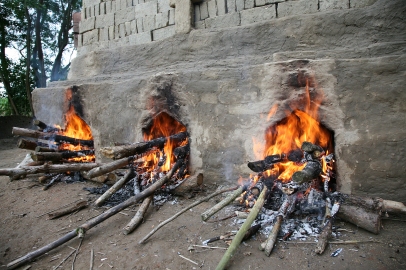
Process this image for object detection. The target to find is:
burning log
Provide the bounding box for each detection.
[201,185,248,221]
[7,145,189,269]
[17,139,38,151]
[247,154,287,173]
[94,169,135,206]
[12,127,94,147]
[35,146,56,152]
[100,131,188,159]
[0,163,99,181]
[292,160,322,184]
[48,200,88,219]
[33,119,60,132]
[123,195,153,235]
[85,157,134,179]
[216,186,268,270]
[32,150,95,162]
[260,197,291,256]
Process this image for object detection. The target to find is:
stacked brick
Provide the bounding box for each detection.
[78,0,175,52]
[194,0,377,30]
[78,0,377,53]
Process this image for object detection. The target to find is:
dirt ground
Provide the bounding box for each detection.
[0,138,405,270]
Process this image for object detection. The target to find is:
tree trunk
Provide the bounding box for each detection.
[33,0,47,88]
[24,6,34,116]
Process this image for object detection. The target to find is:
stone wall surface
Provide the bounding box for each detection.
[33,0,406,201]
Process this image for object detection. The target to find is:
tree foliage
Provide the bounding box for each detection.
[0,0,82,116]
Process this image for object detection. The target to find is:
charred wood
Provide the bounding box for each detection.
[247,154,287,173]
[292,160,322,184]
[94,169,135,207]
[32,150,95,162]
[42,174,64,190]
[34,146,56,152]
[100,131,189,159]
[33,119,60,132]
[243,224,261,241]
[12,127,94,147]
[17,139,37,151]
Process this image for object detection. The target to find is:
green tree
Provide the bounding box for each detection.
[0,0,82,116]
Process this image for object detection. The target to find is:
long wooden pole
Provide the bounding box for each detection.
[0,163,99,181]
[215,186,268,270]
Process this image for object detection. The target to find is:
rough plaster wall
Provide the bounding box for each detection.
[33,0,406,201]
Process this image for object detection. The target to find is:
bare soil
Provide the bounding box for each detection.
[0,138,405,270]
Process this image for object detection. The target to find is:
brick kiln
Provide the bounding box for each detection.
[32,0,406,201]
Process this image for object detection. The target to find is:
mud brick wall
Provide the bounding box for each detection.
[78,0,377,54]
[78,0,175,54]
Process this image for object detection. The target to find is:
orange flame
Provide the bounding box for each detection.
[142,112,187,173]
[57,88,95,162]
[259,80,333,182]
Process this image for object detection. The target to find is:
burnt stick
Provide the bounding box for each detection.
[12,127,93,147]
[247,154,287,173]
[100,131,189,159]
[32,150,95,162]
[33,119,60,132]
[94,169,135,206]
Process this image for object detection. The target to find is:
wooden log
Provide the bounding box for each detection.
[6,145,189,269]
[85,157,134,179]
[100,131,189,159]
[337,204,381,234]
[215,186,268,270]
[123,195,153,235]
[292,160,322,184]
[94,169,135,206]
[261,197,290,256]
[315,218,333,254]
[0,163,99,180]
[48,200,88,219]
[32,150,95,162]
[201,185,247,221]
[382,200,406,214]
[12,127,93,147]
[17,139,38,151]
[171,171,204,197]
